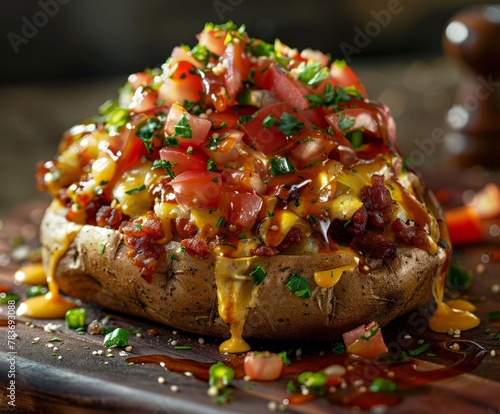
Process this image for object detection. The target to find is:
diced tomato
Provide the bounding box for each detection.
[445,205,483,245]
[250,58,273,88]
[325,107,380,138]
[170,170,222,209]
[222,169,267,195]
[169,46,203,68]
[207,111,239,129]
[243,351,283,381]
[159,147,207,175]
[165,103,211,147]
[0,285,11,293]
[201,128,244,166]
[329,60,367,99]
[240,102,297,155]
[264,64,325,127]
[343,322,388,359]
[197,27,227,56]
[300,48,329,68]
[222,42,250,100]
[158,61,203,107]
[220,191,263,229]
[128,72,154,90]
[129,87,159,114]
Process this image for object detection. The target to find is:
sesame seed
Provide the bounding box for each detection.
[57,356,62,360]
[476,263,486,274]
[492,284,500,294]
[160,362,166,368]
[371,405,388,414]
[207,386,218,397]
[97,350,103,355]
[243,375,251,382]
[104,361,109,365]
[158,376,166,384]
[451,343,460,351]
[172,330,178,335]
[323,364,346,377]
[270,225,279,231]
[136,333,142,338]
[92,351,98,355]
[354,380,364,387]
[199,113,208,119]
[119,351,128,357]
[295,348,302,357]
[454,329,461,335]
[171,340,178,346]
[448,328,454,336]
[340,381,348,389]
[267,401,278,411]
[359,386,367,393]
[170,385,179,392]
[211,133,220,139]
[206,109,213,115]
[301,388,310,395]
[198,338,205,345]
[404,334,412,339]
[125,346,133,352]
[184,371,193,377]
[491,350,497,357]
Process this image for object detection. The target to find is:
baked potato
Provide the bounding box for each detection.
[35,22,450,352]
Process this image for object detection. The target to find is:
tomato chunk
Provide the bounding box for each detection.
[329,60,367,99]
[170,170,222,209]
[159,147,207,175]
[158,61,203,107]
[222,42,250,100]
[343,322,388,358]
[445,205,483,245]
[220,191,263,229]
[244,351,283,381]
[165,103,211,147]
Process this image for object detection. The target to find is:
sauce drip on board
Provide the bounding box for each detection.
[14,263,47,285]
[126,340,486,409]
[428,218,480,333]
[17,227,80,319]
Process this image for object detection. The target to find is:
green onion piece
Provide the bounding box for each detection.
[332,342,346,355]
[286,274,311,299]
[47,337,63,343]
[277,351,292,366]
[103,327,130,347]
[25,285,48,298]
[446,262,473,289]
[297,371,327,388]
[287,380,298,393]
[262,114,277,129]
[65,308,87,330]
[409,343,430,357]
[239,112,257,124]
[0,293,19,304]
[174,345,192,350]
[348,130,363,149]
[338,113,355,131]
[125,184,146,195]
[369,378,397,392]
[277,112,304,136]
[209,362,235,389]
[250,265,267,286]
[488,311,500,320]
[98,99,118,115]
[360,323,380,341]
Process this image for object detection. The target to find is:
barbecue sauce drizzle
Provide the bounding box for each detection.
[126,340,486,409]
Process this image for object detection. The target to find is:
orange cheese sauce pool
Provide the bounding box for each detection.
[16,229,79,319]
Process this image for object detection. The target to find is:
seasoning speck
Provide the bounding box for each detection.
[207,386,218,397]
[170,385,179,392]
[125,345,133,352]
[268,401,278,411]
[198,337,205,345]
[492,284,500,294]
[491,350,497,357]
[158,376,166,384]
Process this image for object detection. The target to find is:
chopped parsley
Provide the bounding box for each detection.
[286,274,311,298]
[137,118,162,153]
[174,113,192,138]
[269,156,295,176]
[152,159,176,178]
[338,113,355,131]
[297,61,329,86]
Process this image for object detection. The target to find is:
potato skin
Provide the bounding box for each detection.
[41,206,446,341]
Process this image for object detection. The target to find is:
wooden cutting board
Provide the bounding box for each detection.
[1,177,499,414]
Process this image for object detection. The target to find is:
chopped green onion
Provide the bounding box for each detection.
[125,184,146,195]
[447,262,473,289]
[216,216,224,227]
[338,113,355,131]
[332,342,346,355]
[409,343,430,357]
[250,265,267,286]
[297,371,327,388]
[263,114,277,129]
[209,362,234,389]
[174,345,192,350]
[369,378,397,392]
[277,112,304,136]
[0,293,20,304]
[347,130,363,149]
[25,285,48,298]
[488,311,500,320]
[103,327,130,347]
[65,308,86,330]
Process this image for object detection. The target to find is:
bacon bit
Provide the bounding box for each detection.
[120,211,165,282]
[391,218,431,250]
[277,227,302,251]
[180,238,211,259]
[96,206,125,230]
[353,233,397,260]
[250,245,279,257]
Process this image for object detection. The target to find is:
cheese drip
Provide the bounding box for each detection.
[17,227,80,319]
[313,259,359,289]
[428,221,480,332]
[215,257,261,353]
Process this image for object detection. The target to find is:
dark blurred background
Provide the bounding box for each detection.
[0,0,492,213]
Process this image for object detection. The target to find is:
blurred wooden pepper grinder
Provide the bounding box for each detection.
[442,4,500,168]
